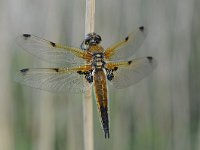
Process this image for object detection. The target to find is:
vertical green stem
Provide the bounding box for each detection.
[82,0,95,150]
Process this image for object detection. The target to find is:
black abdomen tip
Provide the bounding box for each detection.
[105,130,110,139]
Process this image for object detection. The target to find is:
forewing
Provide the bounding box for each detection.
[15,66,93,93]
[107,57,157,88]
[16,34,92,66]
[104,26,147,61]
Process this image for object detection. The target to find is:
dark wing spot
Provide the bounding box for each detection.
[52,68,59,72]
[125,36,129,42]
[20,68,29,75]
[23,34,31,38]
[77,71,83,75]
[50,41,56,47]
[147,56,153,63]
[128,61,132,65]
[113,67,118,71]
[83,72,88,75]
[139,26,144,31]
[22,34,31,40]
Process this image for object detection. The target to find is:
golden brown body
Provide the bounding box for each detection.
[93,68,109,138]
[16,27,157,138]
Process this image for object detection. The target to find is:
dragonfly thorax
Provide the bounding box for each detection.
[92,53,105,69]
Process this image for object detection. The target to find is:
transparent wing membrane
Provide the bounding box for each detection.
[15,66,93,93]
[15,27,157,139]
[104,26,147,61]
[16,34,92,66]
[106,57,157,88]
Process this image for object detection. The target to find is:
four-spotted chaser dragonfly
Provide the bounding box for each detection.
[15,26,157,138]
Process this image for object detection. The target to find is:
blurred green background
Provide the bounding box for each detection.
[1,0,200,149]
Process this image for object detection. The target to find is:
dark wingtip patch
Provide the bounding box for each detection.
[50,41,56,47]
[23,34,31,37]
[22,34,31,40]
[20,68,29,75]
[147,56,153,63]
[128,61,132,65]
[125,36,129,42]
[139,26,144,31]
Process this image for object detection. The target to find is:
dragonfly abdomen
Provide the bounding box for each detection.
[94,69,110,138]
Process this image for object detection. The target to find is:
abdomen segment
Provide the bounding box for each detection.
[94,69,110,138]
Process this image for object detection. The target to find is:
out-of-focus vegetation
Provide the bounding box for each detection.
[0,0,199,149]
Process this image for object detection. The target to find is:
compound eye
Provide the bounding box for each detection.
[96,35,102,42]
[85,38,90,45]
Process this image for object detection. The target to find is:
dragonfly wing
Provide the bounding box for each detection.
[16,34,91,66]
[104,26,147,61]
[15,65,93,93]
[106,57,157,88]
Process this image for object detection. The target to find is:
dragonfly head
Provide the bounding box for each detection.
[84,32,102,46]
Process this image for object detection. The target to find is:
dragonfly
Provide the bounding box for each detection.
[15,26,157,138]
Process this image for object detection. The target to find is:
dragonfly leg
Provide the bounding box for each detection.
[84,71,93,83]
[105,67,118,81]
[106,69,114,81]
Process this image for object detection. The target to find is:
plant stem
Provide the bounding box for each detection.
[82,0,95,150]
